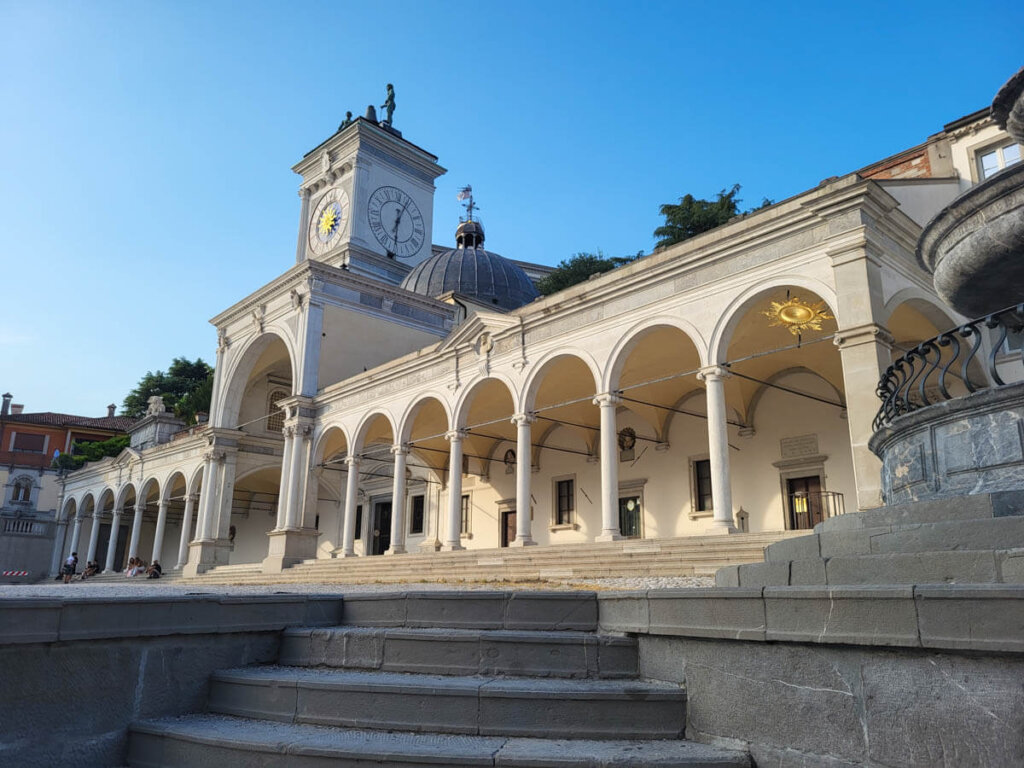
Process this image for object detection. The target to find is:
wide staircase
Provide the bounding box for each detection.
[717,491,1024,587]
[126,591,749,766]
[185,531,804,585]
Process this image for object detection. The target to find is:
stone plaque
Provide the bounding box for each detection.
[780,434,819,459]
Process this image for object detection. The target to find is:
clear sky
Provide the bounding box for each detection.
[1,0,1020,416]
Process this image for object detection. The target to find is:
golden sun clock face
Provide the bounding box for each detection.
[308,187,350,256]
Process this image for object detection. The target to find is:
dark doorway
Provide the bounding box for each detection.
[94,523,129,571]
[787,476,823,529]
[501,509,516,547]
[371,501,392,555]
[618,496,642,538]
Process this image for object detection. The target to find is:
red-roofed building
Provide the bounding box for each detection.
[0,393,134,582]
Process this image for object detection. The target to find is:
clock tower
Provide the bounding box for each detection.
[291,116,446,283]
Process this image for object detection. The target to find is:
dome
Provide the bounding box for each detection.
[401,221,539,312]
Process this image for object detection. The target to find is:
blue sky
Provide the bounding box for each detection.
[0,0,1020,416]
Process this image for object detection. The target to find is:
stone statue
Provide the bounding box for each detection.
[364,104,378,122]
[146,395,167,416]
[338,111,353,131]
[380,83,396,127]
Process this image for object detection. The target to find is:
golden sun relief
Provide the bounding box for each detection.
[762,296,833,336]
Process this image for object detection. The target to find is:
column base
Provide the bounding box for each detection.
[440,542,465,552]
[419,539,441,552]
[595,531,623,542]
[183,539,232,577]
[509,536,537,547]
[384,545,407,555]
[703,519,739,535]
[262,528,320,574]
[332,549,359,558]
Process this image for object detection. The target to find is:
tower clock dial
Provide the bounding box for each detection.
[308,187,350,256]
[367,185,425,258]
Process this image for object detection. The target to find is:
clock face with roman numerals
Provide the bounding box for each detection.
[308,187,349,256]
[367,186,425,258]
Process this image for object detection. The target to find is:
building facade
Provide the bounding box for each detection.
[52,107,1022,578]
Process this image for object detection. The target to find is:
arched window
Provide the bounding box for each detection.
[11,476,33,504]
[266,390,288,433]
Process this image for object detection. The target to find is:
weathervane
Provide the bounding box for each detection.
[457,185,478,221]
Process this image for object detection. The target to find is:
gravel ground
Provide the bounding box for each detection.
[0,575,713,598]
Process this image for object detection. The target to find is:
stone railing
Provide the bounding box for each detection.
[874,303,1024,430]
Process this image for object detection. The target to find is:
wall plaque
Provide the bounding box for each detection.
[780,434,819,459]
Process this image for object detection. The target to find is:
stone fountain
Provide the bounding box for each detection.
[871,67,1024,503]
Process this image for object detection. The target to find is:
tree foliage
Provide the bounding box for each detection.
[654,184,774,249]
[53,435,130,471]
[121,357,214,423]
[536,251,643,296]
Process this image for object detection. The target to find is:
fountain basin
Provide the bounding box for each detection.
[917,162,1024,320]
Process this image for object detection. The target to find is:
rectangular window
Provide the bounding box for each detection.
[409,494,425,535]
[695,459,713,512]
[12,433,45,452]
[354,504,363,538]
[978,141,1022,180]
[556,479,575,525]
[460,494,470,534]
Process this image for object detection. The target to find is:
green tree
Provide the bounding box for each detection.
[121,357,214,421]
[53,434,131,470]
[654,184,774,249]
[537,250,643,296]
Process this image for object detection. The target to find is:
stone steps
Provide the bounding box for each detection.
[718,492,1024,587]
[128,716,750,767]
[126,591,752,767]
[186,532,801,585]
[278,626,637,678]
[207,667,687,739]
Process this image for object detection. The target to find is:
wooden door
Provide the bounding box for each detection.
[371,501,392,555]
[787,476,823,529]
[501,510,516,547]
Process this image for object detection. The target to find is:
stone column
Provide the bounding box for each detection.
[175,493,197,569]
[85,511,102,563]
[835,324,894,510]
[68,515,83,558]
[49,517,68,576]
[698,366,737,533]
[510,414,536,546]
[386,446,409,555]
[441,430,466,551]
[151,498,169,564]
[192,456,216,543]
[593,394,622,542]
[284,425,311,530]
[341,456,360,557]
[103,508,122,571]
[127,500,144,560]
[274,427,295,530]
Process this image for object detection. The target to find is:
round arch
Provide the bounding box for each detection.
[78,492,96,519]
[398,393,453,444]
[214,330,298,430]
[60,496,77,523]
[882,288,960,331]
[708,276,839,365]
[603,315,709,392]
[313,424,352,465]
[352,410,399,454]
[453,373,519,428]
[96,487,116,514]
[187,464,205,497]
[115,482,137,510]
[163,471,188,503]
[521,349,601,413]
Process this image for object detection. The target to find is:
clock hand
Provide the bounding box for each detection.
[392,200,409,246]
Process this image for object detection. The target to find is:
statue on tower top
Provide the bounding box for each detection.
[380,83,396,127]
[457,185,478,221]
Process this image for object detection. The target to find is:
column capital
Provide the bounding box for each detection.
[833,323,894,350]
[511,413,536,427]
[344,455,360,467]
[391,444,410,456]
[592,393,621,408]
[187,493,200,503]
[697,365,731,383]
[445,429,468,443]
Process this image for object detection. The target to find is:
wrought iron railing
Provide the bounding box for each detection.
[873,304,1024,430]
[786,490,845,530]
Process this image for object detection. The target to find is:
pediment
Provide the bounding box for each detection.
[111,447,142,467]
[438,312,520,353]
